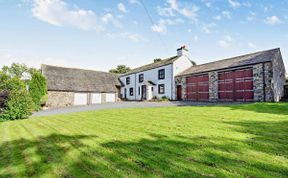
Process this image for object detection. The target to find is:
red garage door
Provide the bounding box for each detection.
[186,75,209,101]
[218,68,253,102]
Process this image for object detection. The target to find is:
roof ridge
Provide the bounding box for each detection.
[121,55,179,76]
[191,48,280,69]
[177,48,280,76]
[41,64,119,76]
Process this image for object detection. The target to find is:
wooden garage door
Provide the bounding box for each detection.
[186,75,209,101]
[218,68,253,102]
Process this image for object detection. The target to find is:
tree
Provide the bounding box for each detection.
[2,63,38,80]
[109,65,131,74]
[29,72,48,110]
[190,60,197,66]
[0,72,34,120]
[153,58,162,63]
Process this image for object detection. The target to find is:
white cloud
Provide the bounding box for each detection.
[264,16,282,25]
[201,23,216,34]
[31,0,105,31]
[222,11,231,19]
[157,0,199,22]
[129,0,141,5]
[194,35,198,41]
[107,32,146,42]
[117,3,127,13]
[218,35,233,48]
[248,42,256,48]
[247,12,256,21]
[157,6,175,17]
[101,13,123,28]
[227,0,241,8]
[213,15,221,21]
[151,18,182,34]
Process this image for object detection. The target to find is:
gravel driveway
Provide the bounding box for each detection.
[33,101,244,117]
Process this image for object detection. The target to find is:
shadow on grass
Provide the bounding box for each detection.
[225,102,288,115]
[1,129,287,177]
[224,120,288,158]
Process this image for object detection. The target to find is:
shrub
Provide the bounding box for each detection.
[0,75,34,121]
[29,72,47,110]
[149,96,159,102]
[161,96,169,102]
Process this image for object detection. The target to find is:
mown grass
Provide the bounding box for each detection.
[0,103,288,177]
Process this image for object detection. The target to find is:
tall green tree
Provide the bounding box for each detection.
[29,72,48,110]
[109,65,131,74]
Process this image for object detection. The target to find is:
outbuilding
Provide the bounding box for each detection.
[175,48,286,102]
[42,65,121,108]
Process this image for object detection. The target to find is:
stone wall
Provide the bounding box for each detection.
[209,71,218,102]
[253,63,265,102]
[272,50,286,101]
[175,76,187,100]
[46,91,74,108]
[253,62,274,102]
[264,63,274,101]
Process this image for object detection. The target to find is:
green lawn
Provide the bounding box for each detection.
[0,103,288,177]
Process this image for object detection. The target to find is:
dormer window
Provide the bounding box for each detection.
[158,69,165,80]
[139,74,144,83]
[126,77,130,85]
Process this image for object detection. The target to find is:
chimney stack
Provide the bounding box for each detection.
[177,45,189,57]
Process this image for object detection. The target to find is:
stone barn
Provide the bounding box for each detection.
[42,65,121,108]
[175,48,286,102]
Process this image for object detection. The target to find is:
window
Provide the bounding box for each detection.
[138,87,140,95]
[126,77,130,85]
[158,69,165,80]
[158,84,165,94]
[139,74,144,83]
[129,88,134,96]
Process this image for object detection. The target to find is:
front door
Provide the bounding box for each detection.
[141,85,147,100]
[177,85,182,100]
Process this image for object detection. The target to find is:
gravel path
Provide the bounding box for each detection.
[33,101,243,117]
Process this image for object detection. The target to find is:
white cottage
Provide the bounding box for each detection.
[119,46,193,101]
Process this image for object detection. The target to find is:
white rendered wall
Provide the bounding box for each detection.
[172,56,192,100]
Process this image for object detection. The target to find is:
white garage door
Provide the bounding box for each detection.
[74,93,87,105]
[91,93,102,104]
[105,93,116,102]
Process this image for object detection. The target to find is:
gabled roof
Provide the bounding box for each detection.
[121,55,180,76]
[178,48,280,76]
[42,64,121,93]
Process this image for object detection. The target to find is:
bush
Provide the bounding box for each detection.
[161,96,169,102]
[29,72,47,110]
[0,74,34,121]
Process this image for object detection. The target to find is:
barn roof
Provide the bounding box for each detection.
[178,48,280,76]
[121,55,180,76]
[42,65,121,93]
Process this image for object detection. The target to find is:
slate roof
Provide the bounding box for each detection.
[121,55,180,76]
[178,48,280,76]
[42,65,121,93]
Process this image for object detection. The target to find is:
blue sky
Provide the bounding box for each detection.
[0,0,287,72]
